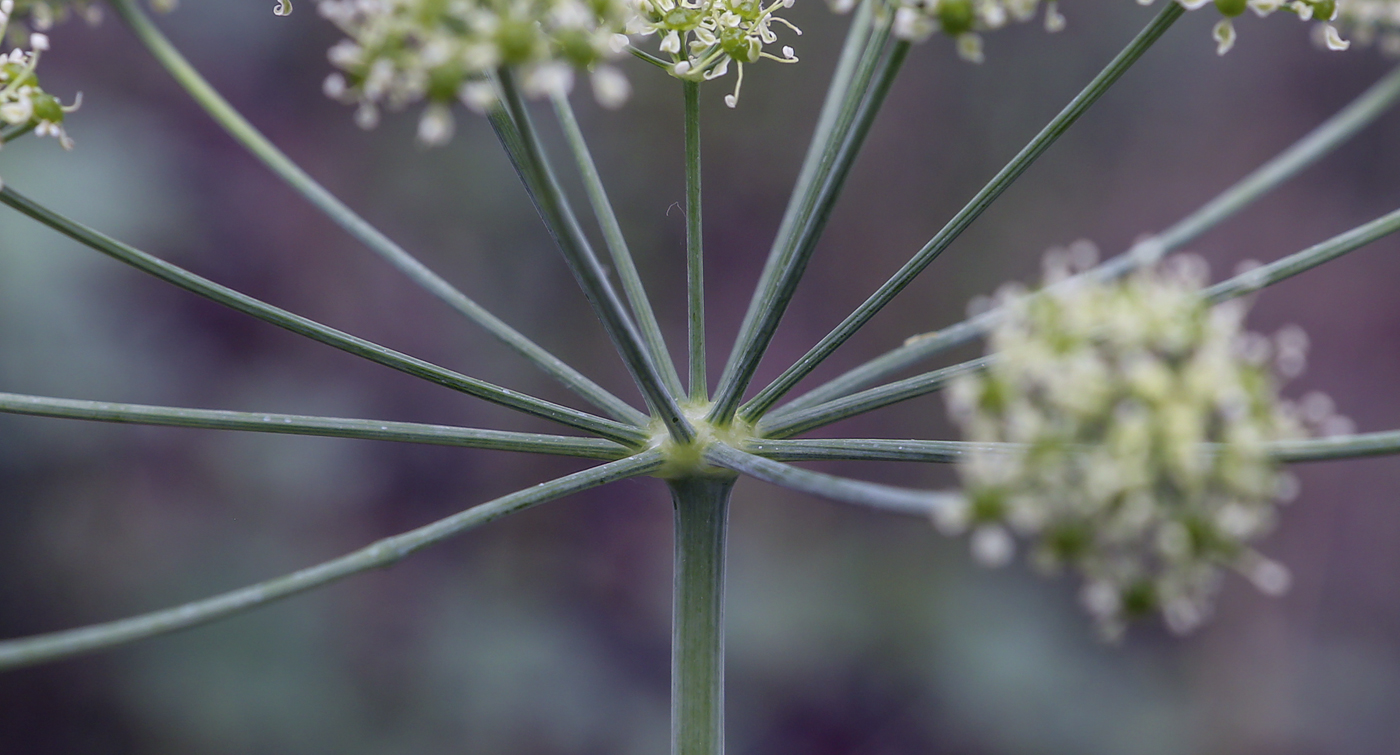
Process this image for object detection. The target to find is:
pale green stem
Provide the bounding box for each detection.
[0,121,34,144]
[706,444,955,516]
[708,15,897,426]
[685,80,707,402]
[668,474,735,755]
[1270,430,1400,462]
[771,203,1400,430]
[757,357,992,439]
[737,3,1185,423]
[0,186,647,446]
[748,437,995,464]
[0,392,628,459]
[0,451,663,671]
[551,92,685,398]
[1204,205,1400,302]
[496,70,695,445]
[109,0,645,427]
[774,62,1400,415]
[749,431,1400,465]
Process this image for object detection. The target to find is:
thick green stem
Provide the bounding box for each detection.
[110,0,645,426]
[668,474,735,755]
[738,3,1184,422]
[685,80,707,402]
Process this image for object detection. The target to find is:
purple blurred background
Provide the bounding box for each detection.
[1,2,1399,752]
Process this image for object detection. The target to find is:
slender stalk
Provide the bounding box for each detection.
[774,62,1400,415]
[685,80,707,402]
[668,474,735,755]
[706,444,956,516]
[1270,430,1400,463]
[748,437,1001,464]
[0,392,629,459]
[758,357,992,439]
[0,121,34,144]
[708,20,900,426]
[1204,205,1400,303]
[771,204,1400,430]
[496,70,696,444]
[109,0,645,427]
[0,186,647,446]
[551,92,685,398]
[0,451,663,671]
[738,3,1185,423]
[749,430,1400,465]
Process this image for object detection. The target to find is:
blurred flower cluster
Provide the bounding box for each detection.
[939,244,1346,638]
[314,0,636,145]
[883,0,1365,61]
[1332,0,1400,53]
[628,0,801,107]
[1,0,79,178]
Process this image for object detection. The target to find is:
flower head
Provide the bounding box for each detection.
[881,0,1361,61]
[941,244,1342,638]
[628,0,801,107]
[1329,0,1400,54]
[313,0,635,144]
[0,0,81,181]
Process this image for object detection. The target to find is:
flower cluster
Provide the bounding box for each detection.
[313,0,635,146]
[628,0,801,107]
[883,0,1357,61]
[939,244,1345,638]
[1,0,80,179]
[1330,0,1400,54]
[889,0,1055,63]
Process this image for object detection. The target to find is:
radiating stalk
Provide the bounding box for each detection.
[758,357,991,439]
[551,92,685,398]
[708,18,899,426]
[110,0,645,427]
[496,70,696,444]
[738,3,1185,423]
[685,80,707,402]
[706,444,955,516]
[0,391,630,459]
[0,186,647,446]
[771,204,1400,430]
[0,451,664,671]
[1204,205,1400,302]
[668,474,735,755]
[0,121,34,144]
[773,62,1400,415]
[1270,430,1400,462]
[748,430,1400,465]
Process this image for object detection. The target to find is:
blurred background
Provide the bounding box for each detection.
[1,2,1399,753]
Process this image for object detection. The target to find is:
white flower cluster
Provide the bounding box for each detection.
[1,0,79,169]
[1330,0,1400,54]
[889,0,1055,63]
[313,0,636,146]
[628,0,801,107]
[883,0,1357,61]
[940,244,1345,638]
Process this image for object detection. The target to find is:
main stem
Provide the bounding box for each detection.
[668,474,736,755]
